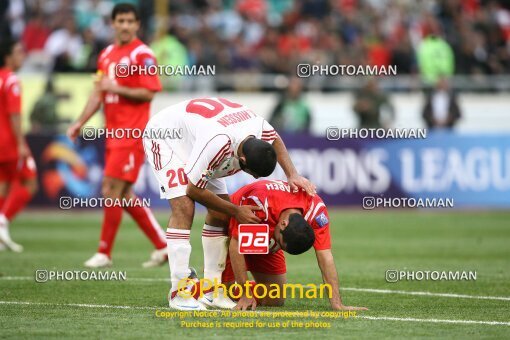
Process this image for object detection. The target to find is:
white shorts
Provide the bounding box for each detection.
[142,136,228,200]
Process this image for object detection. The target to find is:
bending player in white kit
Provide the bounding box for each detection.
[143,97,315,310]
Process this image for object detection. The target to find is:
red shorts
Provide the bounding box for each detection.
[104,148,145,183]
[0,157,37,182]
[222,249,287,283]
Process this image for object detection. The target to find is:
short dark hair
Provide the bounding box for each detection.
[282,213,315,255]
[242,138,277,177]
[0,39,16,67]
[111,3,139,21]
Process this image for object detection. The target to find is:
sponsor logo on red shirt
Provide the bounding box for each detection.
[238,224,269,254]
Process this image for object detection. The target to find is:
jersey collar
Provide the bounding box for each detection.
[115,37,140,49]
[233,136,241,157]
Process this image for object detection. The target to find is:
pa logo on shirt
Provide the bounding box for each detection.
[238,224,269,254]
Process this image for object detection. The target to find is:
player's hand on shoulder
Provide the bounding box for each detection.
[235,295,257,311]
[235,205,262,224]
[287,174,316,196]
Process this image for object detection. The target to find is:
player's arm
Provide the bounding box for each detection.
[315,249,367,311]
[186,184,261,224]
[66,80,102,142]
[10,114,29,159]
[272,136,316,195]
[229,238,257,310]
[315,249,342,309]
[185,135,261,223]
[6,79,28,159]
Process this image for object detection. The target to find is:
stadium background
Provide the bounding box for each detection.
[1,0,509,208]
[1,0,510,338]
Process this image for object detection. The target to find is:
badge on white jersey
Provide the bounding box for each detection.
[202,169,214,180]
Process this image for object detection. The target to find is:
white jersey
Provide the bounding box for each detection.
[145,97,277,190]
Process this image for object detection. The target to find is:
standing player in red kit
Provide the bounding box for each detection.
[0,39,38,252]
[67,3,166,268]
[224,180,367,311]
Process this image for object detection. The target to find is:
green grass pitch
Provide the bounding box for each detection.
[1,210,509,338]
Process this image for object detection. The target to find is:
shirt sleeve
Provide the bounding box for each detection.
[310,207,331,250]
[5,77,21,115]
[229,217,240,240]
[136,51,162,92]
[261,119,278,144]
[96,48,106,74]
[184,134,232,189]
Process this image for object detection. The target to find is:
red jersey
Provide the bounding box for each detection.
[0,68,21,162]
[229,180,331,252]
[97,38,162,150]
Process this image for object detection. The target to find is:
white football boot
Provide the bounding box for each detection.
[169,294,207,311]
[142,248,168,268]
[84,253,112,268]
[198,287,236,309]
[0,215,23,253]
[168,268,207,310]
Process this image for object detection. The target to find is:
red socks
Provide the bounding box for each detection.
[124,203,166,249]
[98,197,165,257]
[98,206,123,256]
[1,182,34,221]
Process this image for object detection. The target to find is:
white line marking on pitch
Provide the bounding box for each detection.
[358,315,510,326]
[0,300,509,326]
[342,287,510,301]
[2,276,509,302]
[0,300,156,310]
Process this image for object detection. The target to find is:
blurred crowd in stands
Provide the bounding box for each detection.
[3,0,507,132]
[1,0,510,79]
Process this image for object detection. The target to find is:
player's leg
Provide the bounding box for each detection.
[0,180,8,210]
[0,172,10,212]
[143,134,205,310]
[197,180,235,308]
[167,194,194,285]
[1,178,38,219]
[202,180,230,284]
[245,250,287,307]
[0,166,12,252]
[116,148,167,267]
[122,185,167,267]
[86,147,147,267]
[166,195,207,309]
[0,158,37,252]
[198,186,236,308]
[202,193,230,283]
[84,175,125,268]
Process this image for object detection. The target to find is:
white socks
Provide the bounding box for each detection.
[165,228,191,293]
[0,214,8,227]
[165,224,228,294]
[202,224,228,284]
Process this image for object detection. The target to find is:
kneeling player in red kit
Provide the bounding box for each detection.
[222,180,367,311]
